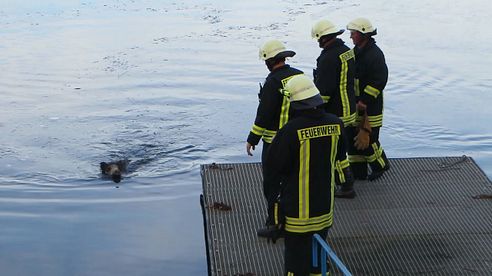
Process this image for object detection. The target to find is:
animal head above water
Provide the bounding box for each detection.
[100,160,130,183]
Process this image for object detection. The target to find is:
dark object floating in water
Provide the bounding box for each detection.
[472,194,492,199]
[208,201,232,211]
[100,159,130,183]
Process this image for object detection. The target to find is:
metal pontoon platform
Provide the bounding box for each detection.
[200,156,492,276]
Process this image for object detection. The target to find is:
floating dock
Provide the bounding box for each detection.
[200,156,492,275]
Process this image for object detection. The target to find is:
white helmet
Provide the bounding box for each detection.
[347,17,377,35]
[311,19,344,40]
[259,39,296,61]
[285,75,323,110]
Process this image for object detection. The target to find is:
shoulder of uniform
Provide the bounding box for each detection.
[293,67,303,74]
[324,113,343,124]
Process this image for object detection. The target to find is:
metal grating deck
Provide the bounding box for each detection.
[200,156,492,276]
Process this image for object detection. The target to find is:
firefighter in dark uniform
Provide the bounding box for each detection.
[347,17,390,181]
[246,39,303,234]
[311,19,356,198]
[263,75,352,275]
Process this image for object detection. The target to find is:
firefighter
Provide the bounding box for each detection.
[311,19,356,198]
[246,39,303,233]
[347,17,390,181]
[262,75,350,275]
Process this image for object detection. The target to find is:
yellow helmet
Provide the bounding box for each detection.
[285,75,323,110]
[258,39,296,61]
[311,19,344,40]
[347,17,377,35]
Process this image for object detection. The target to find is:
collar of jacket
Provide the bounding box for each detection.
[322,38,345,51]
[291,108,325,119]
[355,38,376,55]
[269,64,291,75]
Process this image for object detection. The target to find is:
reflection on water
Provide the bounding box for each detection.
[1,0,491,275]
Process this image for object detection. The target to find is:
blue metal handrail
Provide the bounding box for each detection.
[312,234,352,276]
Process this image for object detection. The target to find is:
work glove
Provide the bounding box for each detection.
[354,110,371,150]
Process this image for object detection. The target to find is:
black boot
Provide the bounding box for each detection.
[335,185,356,198]
[368,163,390,181]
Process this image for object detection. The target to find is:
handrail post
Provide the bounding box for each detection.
[312,234,352,276]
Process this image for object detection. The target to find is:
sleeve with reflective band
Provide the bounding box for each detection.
[355,113,383,128]
[251,124,265,136]
[340,112,356,127]
[247,124,263,145]
[247,125,277,145]
[368,114,383,127]
[363,84,381,98]
[262,129,276,143]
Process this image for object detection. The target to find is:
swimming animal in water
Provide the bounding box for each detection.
[100,160,130,183]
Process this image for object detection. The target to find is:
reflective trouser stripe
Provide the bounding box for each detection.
[335,158,349,184]
[367,142,386,168]
[285,213,333,233]
[348,154,366,163]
